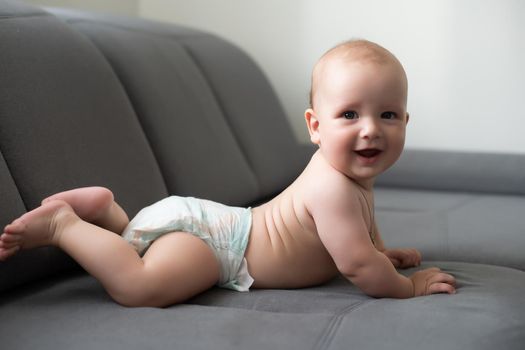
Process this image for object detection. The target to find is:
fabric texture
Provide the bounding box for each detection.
[0,261,523,350]
[50,7,314,205]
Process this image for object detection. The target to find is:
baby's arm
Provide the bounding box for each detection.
[310,184,455,298]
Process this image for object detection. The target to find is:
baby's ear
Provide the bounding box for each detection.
[305,109,321,145]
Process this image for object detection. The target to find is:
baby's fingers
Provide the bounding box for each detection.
[428,272,456,294]
[405,249,421,267]
[413,249,422,266]
[429,282,456,294]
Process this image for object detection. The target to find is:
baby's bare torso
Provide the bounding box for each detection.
[245,153,355,289]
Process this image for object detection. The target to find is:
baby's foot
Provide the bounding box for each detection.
[0,200,77,261]
[42,187,114,224]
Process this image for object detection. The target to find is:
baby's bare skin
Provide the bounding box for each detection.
[247,158,340,288]
[247,152,361,289]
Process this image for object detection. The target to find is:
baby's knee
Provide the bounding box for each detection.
[106,280,180,308]
[108,286,154,307]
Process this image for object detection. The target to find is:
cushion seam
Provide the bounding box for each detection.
[312,299,376,350]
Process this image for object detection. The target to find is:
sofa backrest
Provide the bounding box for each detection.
[377,149,525,195]
[47,7,314,208]
[0,0,312,292]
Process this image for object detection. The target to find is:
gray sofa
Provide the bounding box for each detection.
[1,1,524,349]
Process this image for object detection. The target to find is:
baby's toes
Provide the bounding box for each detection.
[0,234,21,249]
[0,246,20,261]
[1,232,22,243]
[4,220,26,235]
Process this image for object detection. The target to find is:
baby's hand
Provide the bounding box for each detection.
[409,267,456,296]
[383,248,421,268]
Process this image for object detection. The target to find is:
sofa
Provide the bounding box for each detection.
[0,1,524,349]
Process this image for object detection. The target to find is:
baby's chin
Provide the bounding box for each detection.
[336,166,379,187]
[343,161,398,186]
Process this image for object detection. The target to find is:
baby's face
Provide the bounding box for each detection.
[307,58,408,185]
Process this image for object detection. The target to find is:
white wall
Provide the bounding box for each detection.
[140,0,525,154]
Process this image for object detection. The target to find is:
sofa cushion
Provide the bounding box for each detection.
[0,4,168,291]
[68,21,261,205]
[375,187,525,270]
[0,9,167,215]
[0,261,523,350]
[49,8,314,205]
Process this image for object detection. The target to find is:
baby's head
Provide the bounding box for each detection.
[309,39,408,110]
[305,39,409,184]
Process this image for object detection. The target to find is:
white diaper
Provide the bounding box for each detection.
[121,196,254,292]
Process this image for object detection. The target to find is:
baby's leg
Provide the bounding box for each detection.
[131,232,221,306]
[43,187,129,234]
[0,201,220,307]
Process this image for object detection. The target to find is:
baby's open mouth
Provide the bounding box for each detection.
[355,149,382,158]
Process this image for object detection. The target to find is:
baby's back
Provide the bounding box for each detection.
[245,167,339,288]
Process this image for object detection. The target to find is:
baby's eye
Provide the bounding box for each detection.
[381,111,397,120]
[342,111,358,120]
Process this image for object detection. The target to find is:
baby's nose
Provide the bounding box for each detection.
[360,118,380,139]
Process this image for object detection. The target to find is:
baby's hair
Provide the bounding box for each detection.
[308,39,404,108]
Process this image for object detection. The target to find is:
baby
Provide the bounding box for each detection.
[0,39,456,307]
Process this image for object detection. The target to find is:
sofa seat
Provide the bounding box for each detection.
[1,260,523,350]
